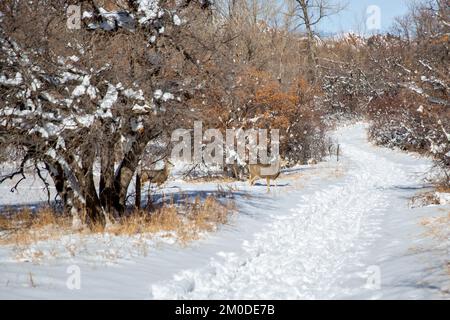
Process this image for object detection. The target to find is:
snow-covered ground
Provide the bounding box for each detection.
[0,124,449,299]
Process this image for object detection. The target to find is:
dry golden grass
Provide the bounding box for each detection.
[436,185,450,194]
[420,209,450,283]
[108,196,235,244]
[410,184,450,208]
[410,191,441,208]
[420,211,450,242]
[0,207,72,245]
[0,196,236,246]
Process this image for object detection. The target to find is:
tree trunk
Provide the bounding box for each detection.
[44,159,84,228]
[80,142,107,227]
[84,168,106,226]
[99,141,115,216]
[113,130,161,215]
[299,0,318,82]
[135,172,141,210]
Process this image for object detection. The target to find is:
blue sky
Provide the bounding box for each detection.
[315,0,410,34]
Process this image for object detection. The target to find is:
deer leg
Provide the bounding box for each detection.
[266,178,271,193]
[233,165,239,181]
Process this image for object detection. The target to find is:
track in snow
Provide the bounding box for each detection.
[150,124,441,299]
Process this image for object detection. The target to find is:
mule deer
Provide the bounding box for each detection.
[141,159,174,187]
[248,159,286,192]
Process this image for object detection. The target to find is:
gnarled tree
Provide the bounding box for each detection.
[0,0,214,226]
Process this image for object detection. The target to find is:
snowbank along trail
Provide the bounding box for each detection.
[150,124,448,299]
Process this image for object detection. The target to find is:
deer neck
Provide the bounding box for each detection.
[164,163,171,175]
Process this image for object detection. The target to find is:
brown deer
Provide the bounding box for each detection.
[248,159,286,192]
[141,159,174,187]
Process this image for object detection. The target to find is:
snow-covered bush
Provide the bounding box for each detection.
[367,88,449,188]
[316,1,449,186]
[0,0,213,226]
[367,90,448,157]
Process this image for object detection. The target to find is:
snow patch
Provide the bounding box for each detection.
[123,88,145,101]
[137,0,161,24]
[436,192,450,205]
[72,75,91,97]
[98,84,118,118]
[0,72,23,86]
[173,14,181,26]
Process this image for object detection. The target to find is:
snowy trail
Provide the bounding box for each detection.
[0,124,448,299]
[150,124,447,299]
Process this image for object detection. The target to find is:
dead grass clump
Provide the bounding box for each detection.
[420,210,450,286]
[0,196,235,247]
[0,207,71,245]
[410,192,442,208]
[410,185,450,208]
[190,196,233,231]
[109,196,235,244]
[436,185,450,194]
[420,211,450,242]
